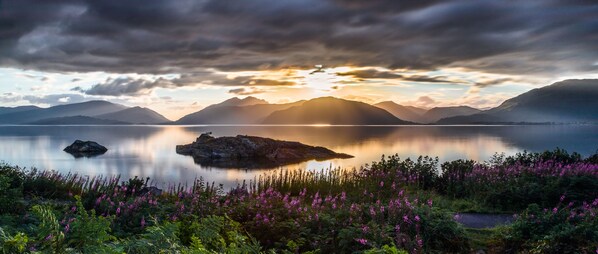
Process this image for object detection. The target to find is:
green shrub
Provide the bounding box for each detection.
[364,244,408,254]
[65,196,115,252]
[31,205,65,253]
[495,203,598,253]
[438,159,475,198]
[123,220,183,254]
[0,227,28,254]
[181,215,262,253]
[0,165,25,214]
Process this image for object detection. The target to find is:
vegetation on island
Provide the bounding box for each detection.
[1,148,597,253]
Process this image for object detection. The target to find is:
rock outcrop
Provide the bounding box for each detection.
[176,134,353,168]
[64,140,108,158]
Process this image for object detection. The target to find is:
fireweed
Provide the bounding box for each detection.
[0,149,596,253]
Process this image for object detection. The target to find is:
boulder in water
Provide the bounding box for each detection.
[64,140,108,158]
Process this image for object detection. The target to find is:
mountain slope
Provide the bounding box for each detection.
[374,101,426,123]
[0,106,41,116]
[203,96,268,110]
[96,106,171,124]
[262,97,410,125]
[422,106,481,123]
[438,79,598,124]
[28,116,128,125]
[176,101,304,124]
[0,101,127,124]
[404,106,427,116]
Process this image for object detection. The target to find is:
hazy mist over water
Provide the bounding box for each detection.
[0,125,596,188]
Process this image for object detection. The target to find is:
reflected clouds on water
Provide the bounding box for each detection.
[0,125,596,188]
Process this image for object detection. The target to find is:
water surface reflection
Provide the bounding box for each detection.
[0,125,595,188]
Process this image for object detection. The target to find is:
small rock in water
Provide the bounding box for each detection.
[63,140,108,158]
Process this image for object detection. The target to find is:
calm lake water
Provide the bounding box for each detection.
[0,125,596,188]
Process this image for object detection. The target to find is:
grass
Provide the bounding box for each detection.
[0,148,596,253]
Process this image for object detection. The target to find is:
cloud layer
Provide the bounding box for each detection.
[1,0,597,76]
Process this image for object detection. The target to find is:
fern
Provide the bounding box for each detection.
[66,196,116,252]
[123,219,183,254]
[0,227,28,254]
[184,215,262,254]
[31,205,65,252]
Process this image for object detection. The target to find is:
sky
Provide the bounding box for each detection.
[1,0,598,120]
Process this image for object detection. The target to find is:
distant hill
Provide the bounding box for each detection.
[28,116,128,125]
[0,100,127,124]
[374,101,426,123]
[0,106,41,116]
[404,106,427,116]
[96,106,171,124]
[176,101,304,124]
[262,97,411,125]
[203,96,268,110]
[438,79,598,124]
[422,106,481,123]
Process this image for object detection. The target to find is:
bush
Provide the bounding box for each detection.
[495,202,598,253]
[0,227,28,254]
[438,159,475,198]
[31,205,65,253]
[64,196,115,252]
[181,215,262,253]
[0,165,25,214]
[123,221,183,254]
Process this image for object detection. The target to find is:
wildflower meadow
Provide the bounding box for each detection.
[0,148,596,253]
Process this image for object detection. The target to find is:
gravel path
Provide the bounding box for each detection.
[454,213,514,228]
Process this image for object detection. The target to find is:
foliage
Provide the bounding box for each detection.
[364,244,408,254]
[494,200,598,253]
[31,205,65,252]
[0,165,24,214]
[0,149,596,253]
[438,150,598,211]
[123,220,183,254]
[0,227,28,254]
[181,215,262,253]
[64,196,115,252]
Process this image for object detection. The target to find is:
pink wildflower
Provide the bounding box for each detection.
[355,238,368,245]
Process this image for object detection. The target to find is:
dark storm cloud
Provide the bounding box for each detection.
[403,75,454,83]
[336,69,403,79]
[228,88,265,96]
[72,77,164,96]
[0,0,597,75]
[337,69,455,83]
[73,73,296,96]
[474,78,513,88]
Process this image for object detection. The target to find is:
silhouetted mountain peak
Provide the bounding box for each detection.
[374,101,427,123]
[97,106,171,124]
[438,79,598,124]
[421,106,481,123]
[213,96,268,108]
[262,97,410,125]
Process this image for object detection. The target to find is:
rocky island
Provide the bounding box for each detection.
[63,140,108,158]
[176,133,353,168]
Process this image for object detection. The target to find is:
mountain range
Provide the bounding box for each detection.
[0,101,170,125]
[437,79,598,124]
[0,79,596,125]
[175,97,304,124]
[374,102,481,123]
[262,97,410,125]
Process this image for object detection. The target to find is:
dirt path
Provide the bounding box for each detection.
[454,213,514,228]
